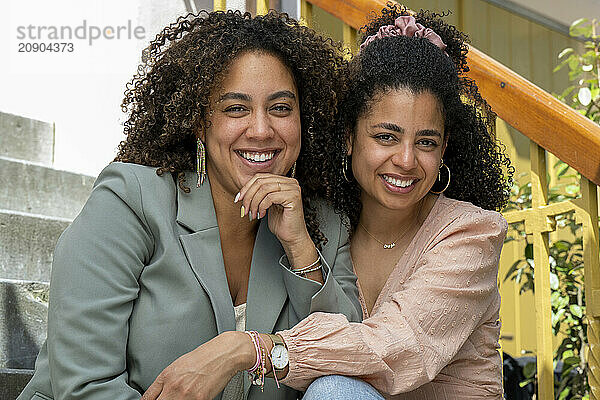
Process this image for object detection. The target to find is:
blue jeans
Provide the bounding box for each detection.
[302,375,385,400]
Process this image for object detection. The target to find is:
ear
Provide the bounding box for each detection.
[196,119,207,142]
[346,132,353,156]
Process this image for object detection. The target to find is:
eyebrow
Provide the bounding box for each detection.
[267,90,297,102]
[417,129,442,138]
[373,122,404,133]
[218,92,251,102]
[217,90,297,103]
[373,123,442,138]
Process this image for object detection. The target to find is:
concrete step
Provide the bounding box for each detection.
[0,279,49,370]
[0,156,95,220]
[0,368,34,400]
[0,111,54,166]
[0,209,71,282]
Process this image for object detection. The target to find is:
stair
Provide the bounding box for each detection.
[0,156,94,220]
[0,111,54,167]
[0,111,95,398]
[0,368,34,400]
[0,210,71,282]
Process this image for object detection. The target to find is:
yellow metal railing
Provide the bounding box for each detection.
[213,1,600,398]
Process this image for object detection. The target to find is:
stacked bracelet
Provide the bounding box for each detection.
[245,331,281,391]
[245,331,266,390]
[292,257,322,277]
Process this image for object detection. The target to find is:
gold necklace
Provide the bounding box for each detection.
[358,200,425,250]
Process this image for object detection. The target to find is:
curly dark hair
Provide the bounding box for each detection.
[115,10,349,247]
[327,4,514,229]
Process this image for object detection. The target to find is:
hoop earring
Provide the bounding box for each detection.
[342,155,352,182]
[289,162,296,178]
[430,159,450,194]
[196,138,206,186]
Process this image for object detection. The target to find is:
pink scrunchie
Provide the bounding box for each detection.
[359,15,448,55]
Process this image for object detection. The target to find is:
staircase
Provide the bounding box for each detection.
[0,111,95,399]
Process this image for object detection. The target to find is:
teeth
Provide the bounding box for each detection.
[383,175,415,188]
[240,151,275,162]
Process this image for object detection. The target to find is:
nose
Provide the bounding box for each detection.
[246,110,275,140]
[390,142,418,171]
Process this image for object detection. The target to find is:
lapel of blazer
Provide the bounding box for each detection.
[177,171,288,398]
[177,172,235,334]
[244,219,287,397]
[246,219,287,334]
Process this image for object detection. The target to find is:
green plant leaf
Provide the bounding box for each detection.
[553,308,566,327]
[558,387,571,400]
[570,18,587,28]
[554,240,570,252]
[504,259,523,282]
[556,162,570,177]
[565,184,580,195]
[525,243,533,260]
[562,356,581,365]
[550,272,559,290]
[558,48,574,59]
[570,304,583,318]
[570,19,593,37]
[523,361,536,378]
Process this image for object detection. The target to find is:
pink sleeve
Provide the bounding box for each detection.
[278,209,507,394]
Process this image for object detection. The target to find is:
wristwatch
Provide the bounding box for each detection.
[267,333,289,371]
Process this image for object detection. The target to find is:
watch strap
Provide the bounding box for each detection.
[267,333,286,349]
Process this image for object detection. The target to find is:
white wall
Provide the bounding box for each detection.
[1,0,192,176]
[502,0,598,27]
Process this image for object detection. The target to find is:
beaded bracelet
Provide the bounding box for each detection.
[245,331,266,390]
[245,331,261,372]
[245,331,281,391]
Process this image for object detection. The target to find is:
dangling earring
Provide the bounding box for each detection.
[196,138,206,186]
[430,159,451,194]
[342,155,352,182]
[289,162,296,178]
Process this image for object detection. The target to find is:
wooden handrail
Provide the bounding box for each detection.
[309,0,600,186]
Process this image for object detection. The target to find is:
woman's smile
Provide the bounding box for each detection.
[234,149,281,170]
[380,174,420,193]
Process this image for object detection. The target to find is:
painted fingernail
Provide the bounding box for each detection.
[249,211,253,221]
[240,205,245,218]
[234,192,240,203]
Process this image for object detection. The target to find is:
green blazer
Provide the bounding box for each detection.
[19,162,361,400]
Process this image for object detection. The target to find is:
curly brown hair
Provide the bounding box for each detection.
[115,10,349,247]
[325,4,514,230]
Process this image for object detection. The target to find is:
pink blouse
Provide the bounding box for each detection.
[279,196,507,399]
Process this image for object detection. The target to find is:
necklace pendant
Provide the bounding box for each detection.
[383,243,396,249]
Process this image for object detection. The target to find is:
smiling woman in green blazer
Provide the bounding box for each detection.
[18,10,361,400]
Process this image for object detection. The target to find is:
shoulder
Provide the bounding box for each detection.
[96,162,173,188]
[95,162,178,201]
[429,196,507,244]
[89,162,180,225]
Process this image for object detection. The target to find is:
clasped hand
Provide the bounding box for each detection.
[236,173,315,263]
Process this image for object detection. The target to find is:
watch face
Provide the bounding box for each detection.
[271,345,289,369]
